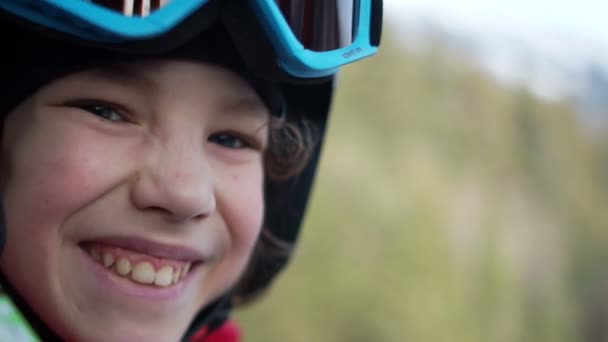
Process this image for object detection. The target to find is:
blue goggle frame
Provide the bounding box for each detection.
[0,0,382,79]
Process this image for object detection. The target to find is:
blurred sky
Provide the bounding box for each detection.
[384,0,608,44]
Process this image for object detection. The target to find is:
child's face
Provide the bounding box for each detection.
[0,61,267,341]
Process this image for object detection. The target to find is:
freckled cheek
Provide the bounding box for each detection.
[4,134,136,226]
[217,168,265,253]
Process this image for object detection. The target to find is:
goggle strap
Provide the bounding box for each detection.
[371,0,383,46]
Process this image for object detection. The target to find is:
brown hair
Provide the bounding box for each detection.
[265,115,317,181]
[232,114,318,305]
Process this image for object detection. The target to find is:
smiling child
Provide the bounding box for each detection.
[0,1,382,341]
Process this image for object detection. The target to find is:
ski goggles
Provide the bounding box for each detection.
[0,0,382,79]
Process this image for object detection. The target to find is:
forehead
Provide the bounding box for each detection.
[90,60,261,100]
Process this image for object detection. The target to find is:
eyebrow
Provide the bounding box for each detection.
[217,94,272,130]
[221,96,270,116]
[87,64,159,95]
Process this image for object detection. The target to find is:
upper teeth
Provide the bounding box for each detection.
[87,247,192,287]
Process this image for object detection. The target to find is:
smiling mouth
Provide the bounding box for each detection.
[81,242,199,288]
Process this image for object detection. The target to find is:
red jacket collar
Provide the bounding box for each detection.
[189,320,241,342]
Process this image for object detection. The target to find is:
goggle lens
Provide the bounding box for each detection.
[85,0,361,52]
[275,0,360,52]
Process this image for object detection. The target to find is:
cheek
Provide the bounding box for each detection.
[216,165,265,254]
[191,163,265,303]
[2,123,134,237]
[0,117,140,329]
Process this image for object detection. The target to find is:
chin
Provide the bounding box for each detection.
[57,316,188,342]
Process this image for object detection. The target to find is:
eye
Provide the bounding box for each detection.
[208,132,253,150]
[76,102,126,122]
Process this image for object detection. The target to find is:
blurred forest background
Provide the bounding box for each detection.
[236,22,608,342]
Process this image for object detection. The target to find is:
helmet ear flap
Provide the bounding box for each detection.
[231,228,293,306]
[229,80,334,305]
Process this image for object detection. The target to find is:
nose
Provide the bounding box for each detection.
[130,143,216,222]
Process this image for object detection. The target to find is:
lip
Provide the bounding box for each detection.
[80,236,207,262]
